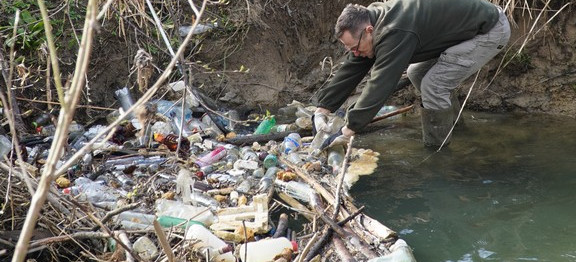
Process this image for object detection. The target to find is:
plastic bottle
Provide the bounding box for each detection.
[156,198,216,226]
[233,159,259,170]
[252,168,265,178]
[274,180,313,203]
[240,146,259,161]
[375,105,400,118]
[282,133,301,154]
[114,87,135,119]
[116,211,156,230]
[235,177,252,194]
[32,112,53,128]
[327,145,345,175]
[263,154,278,168]
[253,116,276,135]
[236,237,297,262]
[179,23,218,37]
[258,167,279,193]
[64,177,119,204]
[286,152,304,166]
[269,123,298,133]
[185,224,235,262]
[40,122,85,136]
[195,146,227,167]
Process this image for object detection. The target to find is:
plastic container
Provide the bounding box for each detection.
[282,133,301,154]
[185,224,235,262]
[236,237,297,262]
[253,116,276,135]
[196,146,227,167]
[275,180,313,203]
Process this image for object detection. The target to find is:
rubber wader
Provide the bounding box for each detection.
[421,105,455,147]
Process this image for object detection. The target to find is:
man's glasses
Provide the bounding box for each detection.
[350,29,364,53]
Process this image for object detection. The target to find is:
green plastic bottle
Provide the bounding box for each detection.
[253,116,276,135]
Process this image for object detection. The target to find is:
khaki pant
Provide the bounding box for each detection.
[407,6,511,110]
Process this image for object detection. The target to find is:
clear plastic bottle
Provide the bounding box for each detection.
[233,159,259,170]
[258,167,279,193]
[195,146,228,167]
[236,237,297,262]
[240,146,259,161]
[286,152,304,166]
[0,135,12,158]
[269,123,298,133]
[327,145,345,175]
[64,177,119,204]
[282,133,301,154]
[275,180,313,203]
[185,224,235,262]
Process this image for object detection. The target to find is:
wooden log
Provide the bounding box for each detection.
[332,234,357,262]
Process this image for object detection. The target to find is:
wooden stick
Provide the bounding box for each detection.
[333,136,355,219]
[370,105,414,124]
[154,220,175,262]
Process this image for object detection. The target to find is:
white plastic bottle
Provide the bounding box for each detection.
[236,237,297,262]
[185,224,235,262]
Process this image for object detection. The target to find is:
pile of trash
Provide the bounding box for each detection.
[0,86,416,261]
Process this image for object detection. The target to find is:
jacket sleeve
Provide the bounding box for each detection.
[314,54,374,112]
[346,31,419,132]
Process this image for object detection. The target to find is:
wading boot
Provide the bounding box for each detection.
[421,106,455,148]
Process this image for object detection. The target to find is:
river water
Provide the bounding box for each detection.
[350,111,576,262]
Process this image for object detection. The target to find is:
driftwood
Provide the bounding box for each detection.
[332,235,356,262]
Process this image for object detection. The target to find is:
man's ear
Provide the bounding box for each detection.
[366,25,374,34]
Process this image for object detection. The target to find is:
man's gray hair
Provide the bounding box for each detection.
[335,4,370,39]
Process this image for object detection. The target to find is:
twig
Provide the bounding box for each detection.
[369,104,414,123]
[154,220,175,262]
[333,136,354,220]
[12,1,99,260]
[37,0,65,105]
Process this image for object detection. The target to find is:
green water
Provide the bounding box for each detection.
[351,111,576,262]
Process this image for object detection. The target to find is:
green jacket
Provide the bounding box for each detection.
[315,0,499,132]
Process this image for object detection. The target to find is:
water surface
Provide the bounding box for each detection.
[352,111,576,262]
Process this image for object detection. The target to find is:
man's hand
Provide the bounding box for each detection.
[320,126,355,150]
[311,108,331,135]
